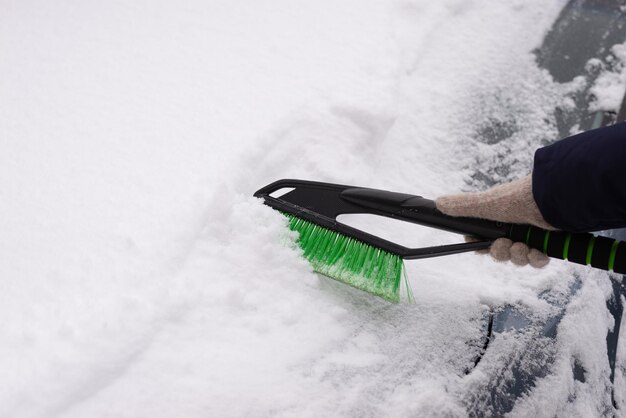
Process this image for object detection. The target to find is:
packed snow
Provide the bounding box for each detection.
[0,0,623,416]
[590,43,626,113]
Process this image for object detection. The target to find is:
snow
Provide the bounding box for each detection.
[589,43,626,113]
[0,0,620,416]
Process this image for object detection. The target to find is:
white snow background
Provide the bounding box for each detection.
[1,0,623,416]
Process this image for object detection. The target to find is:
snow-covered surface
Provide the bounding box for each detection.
[590,43,626,113]
[0,1,621,416]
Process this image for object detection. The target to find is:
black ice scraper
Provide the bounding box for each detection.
[255,179,626,302]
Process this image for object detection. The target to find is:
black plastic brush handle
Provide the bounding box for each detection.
[255,179,498,259]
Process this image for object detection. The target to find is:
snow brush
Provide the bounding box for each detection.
[254,179,626,303]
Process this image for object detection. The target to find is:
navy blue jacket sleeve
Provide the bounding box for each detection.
[532,122,626,232]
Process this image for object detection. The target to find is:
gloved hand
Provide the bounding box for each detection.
[435,175,555,268]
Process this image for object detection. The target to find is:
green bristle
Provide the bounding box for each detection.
[284,214,414,303]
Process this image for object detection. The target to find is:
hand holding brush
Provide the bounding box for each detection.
[436,176,552,268]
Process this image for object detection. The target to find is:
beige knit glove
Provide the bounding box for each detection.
[435,176,555,268]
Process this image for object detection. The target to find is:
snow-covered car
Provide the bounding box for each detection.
[1,0,625,417]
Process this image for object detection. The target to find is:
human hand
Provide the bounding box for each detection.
[436,176,554,268]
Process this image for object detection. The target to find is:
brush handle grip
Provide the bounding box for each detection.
[508,225,626,274]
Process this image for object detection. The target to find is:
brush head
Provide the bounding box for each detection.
[285,214,413,303]
[256,179,497,301]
